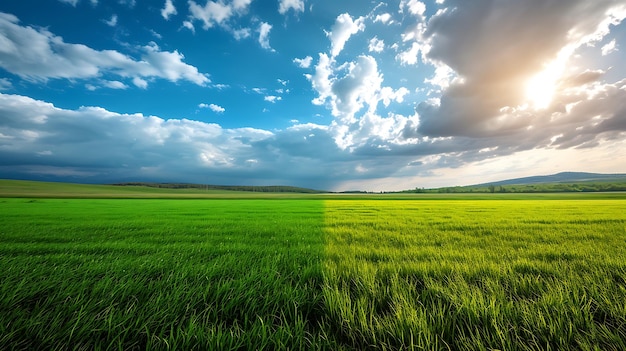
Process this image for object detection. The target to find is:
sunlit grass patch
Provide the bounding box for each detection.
[322,200,626,350]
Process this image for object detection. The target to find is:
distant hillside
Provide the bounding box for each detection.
[475,172,626,187]
[112,182,327,194]
[399,172,626,194]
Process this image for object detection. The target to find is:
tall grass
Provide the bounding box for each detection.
[0,199,336,350]
[323,200,626,350]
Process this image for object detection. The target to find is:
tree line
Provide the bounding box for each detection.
[112,182,325,193]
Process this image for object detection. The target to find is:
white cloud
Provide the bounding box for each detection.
[200,103,226,113]
[0,14,210,87]
[424,63,457,90]
[264,95,282,103]
[182,20,195,33]
[308,53,333,107]
[400,0,426,17]
[368,37,384,53]
[232,0,252,10]
[188,0,232,29]
[278,0,304,14]
[161,0,177,20]
[293,56,312,68]
[258,22,273,51]
[209,103,225,113]
[105,14,118,27]
[188,0,253,30]
[380,86,409,106]
[374,13,392,24]
[396,42,421,65]
[326,13,365,58]
[133,77,148,89]
[601,39,617,55]
[311,55,384,122]
[103,80,128,89]
[232,27,251,40]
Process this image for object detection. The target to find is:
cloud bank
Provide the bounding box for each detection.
[0,13,209,87]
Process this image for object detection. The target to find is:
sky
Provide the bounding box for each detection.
[1,0,626,191]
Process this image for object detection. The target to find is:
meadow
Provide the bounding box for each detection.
[1,182,625,350]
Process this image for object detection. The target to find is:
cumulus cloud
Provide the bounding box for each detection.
[0,93,357,189]
[188,0,252,30]
[232,27,251,40]
[103,80,128,89]
[326,13,365,58]
[258,22,274,51]
[264,95,282,103]
[400,0,426,17]
[182,20,195,33]
[278,0,304,14]
[396,42,421,65]
[200,103,225,112]
[307,52,415,150]
[601,39,617,55]
[161,0,177,20]
[293,55,312,68]
[0,13,209,87]
[368,37,384,53]
[374,13,392,24]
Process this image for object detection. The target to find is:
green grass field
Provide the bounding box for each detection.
[1,181,625,350]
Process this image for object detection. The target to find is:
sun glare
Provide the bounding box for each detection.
[525,49,571,110]
[525,71,556,109]
[525,64,561,109]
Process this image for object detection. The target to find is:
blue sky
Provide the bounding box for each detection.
[1,0,626,191]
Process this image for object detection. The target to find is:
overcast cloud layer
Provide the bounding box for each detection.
[1,0,625,191]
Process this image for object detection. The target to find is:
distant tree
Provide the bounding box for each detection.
[488,185,495,193]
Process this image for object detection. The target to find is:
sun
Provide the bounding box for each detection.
[525,64,561,109]
[525,70,557,109]
[524,49,571,110]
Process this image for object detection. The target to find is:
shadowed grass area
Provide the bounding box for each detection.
[0,199,337,350]
[322,200,626,350]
